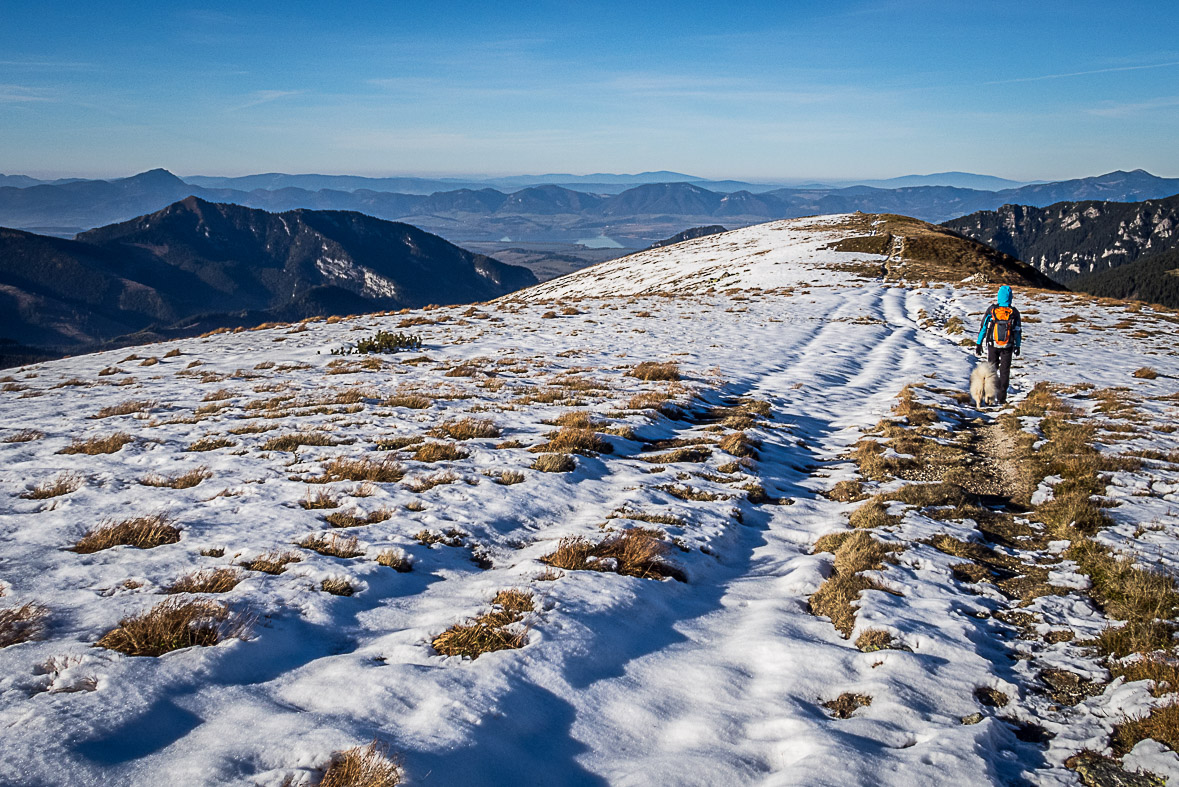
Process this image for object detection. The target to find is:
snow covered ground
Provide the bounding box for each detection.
[1,216,1178,785]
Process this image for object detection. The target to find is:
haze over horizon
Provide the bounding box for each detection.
[3,0,1178,182]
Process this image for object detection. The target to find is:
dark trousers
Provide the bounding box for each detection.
[987,345,1014,403]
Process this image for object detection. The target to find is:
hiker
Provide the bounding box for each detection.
[975,284,1022,404]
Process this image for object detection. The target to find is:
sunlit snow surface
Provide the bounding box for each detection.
[1,217,1177,785]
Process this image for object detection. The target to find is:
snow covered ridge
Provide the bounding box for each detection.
[1,236,1178,784]
[515,213,1055,300]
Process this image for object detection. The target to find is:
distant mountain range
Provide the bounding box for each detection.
[0,197,534,366]
[2,168,1178,247]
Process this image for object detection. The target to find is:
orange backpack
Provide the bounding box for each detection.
[991,306,1014,347]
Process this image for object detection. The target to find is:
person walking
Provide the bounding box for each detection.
[975,284,1022,404]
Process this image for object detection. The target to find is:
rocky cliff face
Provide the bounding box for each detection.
[943,195,1179,282]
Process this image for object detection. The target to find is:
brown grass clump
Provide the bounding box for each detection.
[718,432,758,458]
[140,466,212,490]
[492,469,525,485]
[429,417,501,440]
[320,741,404,787]
[825,480,867,503]
[96,598,239,656]
[809,531,898,637]
[165,568,242,594]
[262,431,347,451]
[20,472,82,500]
[241,550,302,574]
[186,436,235,452]
[641,446,712,464]
[411,442,469,463]
[812,532,854,554]
[0,603,49,648]
[384,393,432,409]
[73,514,181,553]
[823,692,872,719]
[324,509,392,528]
[376,549,413,572]
[626,390,672,411]
[540,530,684,581]
[1133,367,1159,380]
[93,399,155,419]
[849,497,901,529]
[628,361,680,381]
[549,410,599,428]
[531,426,612,455]
[58,432,133,455]
[855,629,898,652]
[1112,703,1179,756]
[850,439,912,481]
[491,589,534,613]
[1110,656,1179,697]
[532,453,576,472]
[298,533,363,558]
[891,385,938,425]
[300,489,339,510]
[310,457,406,483]
[415,528,465,547]
[321,577,357,596]
[4,429,45,443]
[431,591,535,659]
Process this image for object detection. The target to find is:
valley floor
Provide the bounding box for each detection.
[1,222,1178,786]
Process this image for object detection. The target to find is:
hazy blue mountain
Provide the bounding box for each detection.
[824,172,1033,190]
[0,197,535,365]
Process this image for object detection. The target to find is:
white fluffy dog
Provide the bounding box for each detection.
[970,361,1001,408]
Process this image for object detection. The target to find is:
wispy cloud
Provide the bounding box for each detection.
[1087,96,1179,118]
[0,84,53,103]
[229,90,303,111]
[985,60,1179,85]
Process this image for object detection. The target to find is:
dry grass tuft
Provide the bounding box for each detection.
[58,432,133,455]
[300,489,339,510]
[241,550,302,574]
[74,514,181,553]
[809,531,898,637]
[628,361,680,381]
[411,442,469,463]
[166,568,242,594]
[1110,655,1179,697]
[4,429,45,443]
[140,466,212,490]
[310,457,406,484]
[20,472,82,500]
[321,577,356,596]
[491,589,534,613]
[549,410,599,428]
[262,432,346,451]
[384,393,432,409]
[532,453,576,472]
[823,693,872,719]
[1132,367,1159,380]
[96,598,241,656]
[641,446,712,464]
[320,741,404,787]
[93,399,155,419]
[324,508,392,528]
[718,431,759,458]
[186,436,235,452]
[540,530,684,581]
[855,629,898,652]
[825,480,867,503]
[492,469,525,485]
[404,471,460,492]
[376,549,413,572]
[0,603,49,648]
[531,426,612,455]
[1111,703,1179,757]
[298,533,363,558]
[415,528,465,547]
[849,497,902,529]
[429,417,501,440]
[431,590,535,659]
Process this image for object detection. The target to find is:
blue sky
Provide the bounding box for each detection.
[2,0,1178,181]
